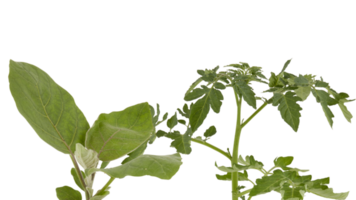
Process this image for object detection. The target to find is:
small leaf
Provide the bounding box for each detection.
[203,124,218,141]
[238,155,264,170]
[185,77,203,96]
[234,79,257,109]
[178,119,186,125]
[166,110,178,131]
[315,80,329,88]
[209,88,224,113]
[156,130,168,138]
[89,191,109,200]
[184,88,206,101]
[167,129,193,156]
[308,188,349,200]
[214,82,226,90]
[274,156,293,168]
[269,72,278,87]
[216,171,248,181]
[54,183,83,200]
[250,170,292,197]
[70,165,85,193]
[311,89,335,127]
[281,56,294,72]
[293,75,309,86]
[294,86,311,101]
[75,144,99,169]
[215,162,249,172]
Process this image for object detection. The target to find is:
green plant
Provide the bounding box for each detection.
[8,57,356,200]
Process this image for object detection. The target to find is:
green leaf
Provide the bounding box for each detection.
[269,72,278,87]
[309,186,351,200]
[200,69,217,82]
[86,153,182,180]
[190,95,210,132]
[315,80,329,88]
[167,112,178,129]
[85,102,154,161]
[185,77,203,96]
[294,86,311,104]
[274,156,293,168]
[170,129,192,154]
[56,186,82,200]
[250,170,293,197]
[156,130,168,138]
[281,56,294,72]
[71,168,86,191]
[234,79,257,109]
[320,102,335,132]
[100,161,110,169]
[209,87,224,113]
[184,88,206,101]
[178,119,186,125]
[314,89,339,105]
[89,192,109,200]
[280,185,305,200]
[215,162,249,172]
[75,143,99,169]
[339,99,353,122]
[9,60,89,154]
[204,126,217,138]
[216,171,248,181]
[238,155,264,170]
[274,92,302,132]
[293,75,309,86]
[214,82,226,90]
[121,141,148,164]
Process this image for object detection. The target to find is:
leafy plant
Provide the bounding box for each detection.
[8,57,356,200]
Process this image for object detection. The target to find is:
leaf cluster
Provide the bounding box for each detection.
[9,59,353,200]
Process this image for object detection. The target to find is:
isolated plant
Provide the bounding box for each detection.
[8,57,356,200]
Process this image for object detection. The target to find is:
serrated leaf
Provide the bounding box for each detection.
[238,155,264,170]
[215,162,250,172]
[9,60,89,154]
[86,153,182,180]
[85,102,154,161]
[311,89,335,127]
[234,79,256,109]
[183,84,209,102]
[56,186,82,200]
[308,186,351,200]
[209,88,224,113]
[170,129,192,154]
[190,95,210,132]
[216,171,248,181]
[305,177,329,189]
[320,102,335,132]
[274,92,302,132]
[339,99,353,122]
[315,89,339,105]
[280,185,305,200]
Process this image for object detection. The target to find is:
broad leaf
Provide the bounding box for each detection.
[308,188,349,200]
[294,87,311,101]
[121,141,148,164]
[184,88,206,101]
[86,153,182,180]
[100,161,110,169]
[75,143,99,169]
[9,60,89,154]
[85,102,154,161]
[71,168,86,191]
[311,89,336,127]
[274,156,293,168]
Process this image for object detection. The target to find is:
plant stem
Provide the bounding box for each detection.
[241,101,268,128]
[94,176,117,196]
[237,189,252,198]
[68,153,90,200]
[232,89,242,200]
[192,138,232,162]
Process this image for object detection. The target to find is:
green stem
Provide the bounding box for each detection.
[241,100,269,128]
[248,196,252,200]
[192,138,232,162]
[237,189,252,198]
[94,176,117,196]
[266,166,277,174]
[248,179,255,186]
[68,153,90,200]
[232,89,242,200]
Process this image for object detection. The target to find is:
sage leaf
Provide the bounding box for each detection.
[85,152,184,182]
[75,144,99,169]
[308,188,349,200]
[274,92,302,132]
[85,102,154,161]
[203,126,216,138]
[54,183,83,200]
[9,60,89,154]
[71,168,86,191]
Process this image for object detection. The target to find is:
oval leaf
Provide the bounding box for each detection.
[9,60,89,154]
[85,102,154,161]
[56,186,82,200]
